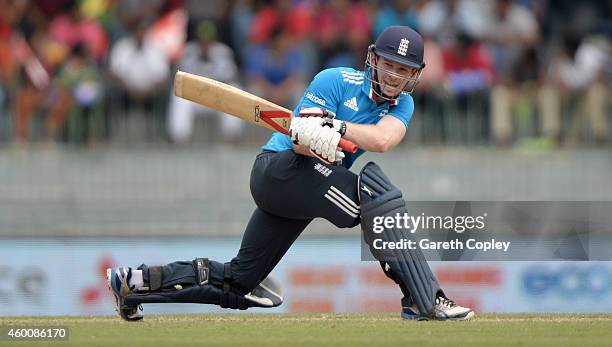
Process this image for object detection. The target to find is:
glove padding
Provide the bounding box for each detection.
[299,107,345,134]
[308,124,343,163]
[290,116,344,164]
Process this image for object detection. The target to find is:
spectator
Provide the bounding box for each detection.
[373,0,419,38]
[417,0,490,48]
[441,32,494,143]
[12,27,59,145]
[443,33,494,97]
[0,0,20,117]
[229,0,255,66]
[248,0,317,76]
[485,0,540,146]
[48,0,108,63]
[167,20,243,143]
[109,0,161,47]
[46,42,103,143]
[245,27,307,108]
[414,28,447,143]
[542,33,610,145]
[314,0,371,69]
[249,0,312,45]
[108,19,170,139]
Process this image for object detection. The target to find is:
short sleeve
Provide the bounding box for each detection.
[293,68,342,116]
[387,93,415,128]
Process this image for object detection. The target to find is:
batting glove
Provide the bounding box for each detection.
[299,107,346,137]
[290,116,345,164]
[309,125,343,163]
[290,116,325,147]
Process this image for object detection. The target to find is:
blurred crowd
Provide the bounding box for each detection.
[0,0,609,148]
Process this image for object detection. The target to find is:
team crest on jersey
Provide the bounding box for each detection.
[344,97,359,112]
[314,163,332,177]
[378,109,389,117]
[397,38,410,56]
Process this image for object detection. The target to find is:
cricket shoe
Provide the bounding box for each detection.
[401,296,474,321]
[107,267,144,321]
[244,276,284,307]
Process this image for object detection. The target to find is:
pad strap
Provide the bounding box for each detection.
[192,258,210,286]
[223,262,232,294]
[148,266,163,292]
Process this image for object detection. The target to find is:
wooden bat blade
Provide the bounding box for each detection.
[174,71,357,153]
[174,71,289,133]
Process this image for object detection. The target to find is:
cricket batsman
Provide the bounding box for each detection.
[107,26,474,321]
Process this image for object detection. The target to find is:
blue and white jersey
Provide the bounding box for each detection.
[262,67,415,169]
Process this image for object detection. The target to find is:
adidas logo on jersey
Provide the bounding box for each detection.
[344,97,359,112]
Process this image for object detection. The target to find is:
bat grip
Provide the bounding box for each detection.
[339,138,358,153]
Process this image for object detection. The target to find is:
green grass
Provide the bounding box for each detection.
[1,313,612,347]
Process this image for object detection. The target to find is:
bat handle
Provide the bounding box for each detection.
[339,138,358,153]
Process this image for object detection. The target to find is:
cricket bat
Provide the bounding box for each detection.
[173,71,358,153]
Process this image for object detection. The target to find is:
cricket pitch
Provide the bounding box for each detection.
[2,313,611,347]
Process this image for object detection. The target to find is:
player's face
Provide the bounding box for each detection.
[375,56,420,97]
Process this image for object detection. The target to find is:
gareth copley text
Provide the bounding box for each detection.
[372,238,511,252]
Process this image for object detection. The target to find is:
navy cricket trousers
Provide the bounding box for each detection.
[228,150,361,295]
